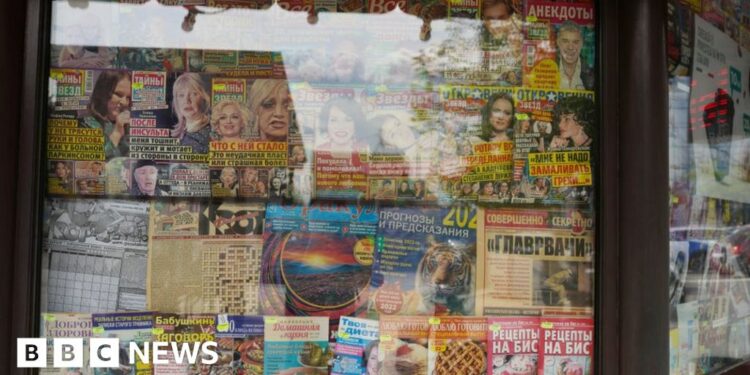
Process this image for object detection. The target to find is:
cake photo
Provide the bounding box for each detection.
[493,355,537,375]
[557,358,585,375]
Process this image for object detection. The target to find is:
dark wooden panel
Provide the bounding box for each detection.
[0,0,28,372]
[617,0,670,374]
[10,0,47,373]
[596,0,620,372]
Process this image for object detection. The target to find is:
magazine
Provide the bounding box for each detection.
[92,312,154,375]
[40,313,92,375]
[487,317,539,375]
[378,316,430,375]
[427,317,488,375]
[369,205,477,317]
[331,317,379,375]
[260,203,377,335]
[538,317,593,375]
[214,315,265,375]
[263,316,330,375]
[152,313,216,375]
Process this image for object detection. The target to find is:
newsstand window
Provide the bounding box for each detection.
[667,1,750,374]
[41,1,597,374]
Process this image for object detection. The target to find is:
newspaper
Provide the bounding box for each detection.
[148,200,265,315]
[476,207,594,316]
[42,198,149,312]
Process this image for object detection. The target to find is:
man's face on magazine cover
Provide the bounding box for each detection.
[559,29,583,66]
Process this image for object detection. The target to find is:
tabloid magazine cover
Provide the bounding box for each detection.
[369,204,477,317]
[364,85,440,203]
[214,314,265,375]
[487,316,539,375]
[152,313,216,375]
[510,89,595,206]
[301,84,371,200]
[263,316,330,375]
[46,62,296,199]
[522,1,595,90]
[40,313,92,375]
[92,311,154,375]
[331,317,379,375]
[148,200,265,315]
[427,317,488,375]
[476,207,594,316]
[538,317,593,375]
[260,203,377,335]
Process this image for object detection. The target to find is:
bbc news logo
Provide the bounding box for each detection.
[17,338,218,368]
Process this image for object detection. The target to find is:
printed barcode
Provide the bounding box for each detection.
[85,70,94,93]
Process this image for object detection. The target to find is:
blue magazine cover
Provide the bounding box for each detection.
[369,204,477,317]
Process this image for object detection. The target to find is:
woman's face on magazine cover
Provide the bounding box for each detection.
[380,117,416,150]
[558,113,584,139]
[106,77,131,122]
[175,85,204,121]
[327,106,356,145]
[482,182,494,195]
[366,346,379,375]
[243,168,259,184]
[217,104,244,138]
[55,162,69,179]
[257,86,291,141]
[490,98,513,133]
[220,168,237,187]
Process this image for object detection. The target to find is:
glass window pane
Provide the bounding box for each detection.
[40,1,598,374]
[668,1,750,373]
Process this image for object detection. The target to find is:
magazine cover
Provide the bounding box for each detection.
[214,315,265,375]
[369,205,477,317]
[47,68,126,195]
[523,1,595,91]
[331,317,379,375]
[427,317,488,375]
[378,316,430,375]
[40,313,92,375]
[487,317,539,375]
[41,198,150,313]
[538,317,593,375]
[263,316,330,375]
[148,200,265,314]
[260,203,377,334]
[152,314,216,375]
[309,91,371,200]
[92,312,154,375]
[436,85,515,200]
[516,94,595,205]
[478,0,524,87]
[208,75,293,199]
[128,72,213,164]
[363,85,439,202]
[476,207,594,316]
